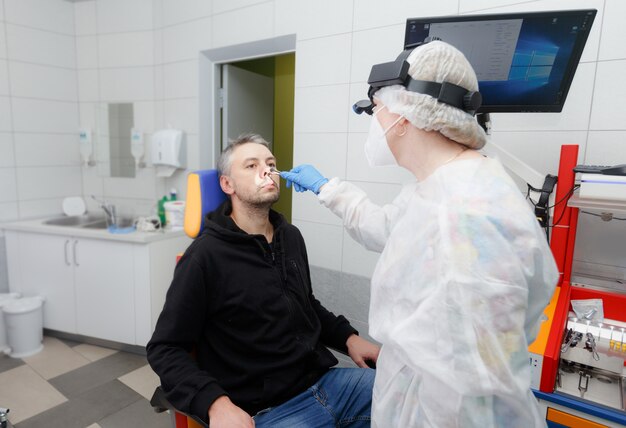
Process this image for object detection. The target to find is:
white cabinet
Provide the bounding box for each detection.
[8,233,76,333]
[4,229,190,346]
[74,238,135,344]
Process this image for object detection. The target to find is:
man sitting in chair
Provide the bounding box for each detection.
[147,133,379,428]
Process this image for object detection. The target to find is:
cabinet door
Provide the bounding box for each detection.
[15,232,76,333]
[74,238,135,344]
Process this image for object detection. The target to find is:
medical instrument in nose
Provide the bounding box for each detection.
[268,167,282,175]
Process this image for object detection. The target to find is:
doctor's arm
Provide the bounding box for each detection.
[282,165,408,253]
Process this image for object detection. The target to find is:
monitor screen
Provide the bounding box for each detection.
[404,9,596,113]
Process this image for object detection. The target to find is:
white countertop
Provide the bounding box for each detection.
[1,217,188,244]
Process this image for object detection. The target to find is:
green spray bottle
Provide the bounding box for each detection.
[158,195,168,226]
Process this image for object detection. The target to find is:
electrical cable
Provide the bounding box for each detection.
[549,184,580,210]
[526,183,586,241]
[580,210,626,221]
[542,184,581,242]
[549,187,579,227]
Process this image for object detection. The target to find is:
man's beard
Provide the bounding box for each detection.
[237,185,280,210]
[246,191,280,209]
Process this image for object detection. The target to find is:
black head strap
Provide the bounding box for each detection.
[353,41,482,116]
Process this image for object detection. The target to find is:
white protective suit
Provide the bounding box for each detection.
[318,156,559,428]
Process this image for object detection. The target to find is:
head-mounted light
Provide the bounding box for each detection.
[352,99,375,115]
[352,40,482,116]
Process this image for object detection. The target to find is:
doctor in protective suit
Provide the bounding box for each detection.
[281,41,559,427]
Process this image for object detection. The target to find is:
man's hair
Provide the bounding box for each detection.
[217,133,271,176]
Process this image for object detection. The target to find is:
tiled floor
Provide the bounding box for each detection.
[0,336,172,428]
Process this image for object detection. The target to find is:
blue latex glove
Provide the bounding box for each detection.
[280,164,329,194]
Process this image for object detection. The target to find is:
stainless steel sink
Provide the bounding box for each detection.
[43,214,106,227]
[79,219,109,229]
[43,215,135,230]
[81,217,135,229]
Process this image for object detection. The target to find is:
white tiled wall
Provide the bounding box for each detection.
[95,0,153,34]
[73,1,96,36]
[292,220,344,272]
[6,24,76,68]
[350,25,405,84]
[0,98,11,131]
[161,0,212,27]
[73,0,162,215]
[0,133,14,167]
[213,0,269,16]
[353,0,458,31]
[0,21,6,61]
[1,0,625,321]
[76,36,98,69]
[9,62,77,101]
[294,85,351,133]
[163,61,197,99]
[161,18,211,63]
[4,0,74,35]
[0,168,17,203]
[0,59,9,95]
[11,99,78,133]
[98,32,154,68]
[589,60,626,130]
[99,67,155,101]
[211,2,274,48]
[0,0,80,233]
[598,0,626,60]
[14,133,81,167]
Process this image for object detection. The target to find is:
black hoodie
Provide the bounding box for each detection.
[146,200,357,423]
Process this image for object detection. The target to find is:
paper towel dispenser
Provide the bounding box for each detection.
[151,129,185,177]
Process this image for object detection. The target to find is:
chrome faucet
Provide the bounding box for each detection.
[91,195,117,226]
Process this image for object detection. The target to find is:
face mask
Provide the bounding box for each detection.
[364,106,403,167]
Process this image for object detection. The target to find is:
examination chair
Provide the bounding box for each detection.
[150,169,225,428]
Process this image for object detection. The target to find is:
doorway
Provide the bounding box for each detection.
[200,36,296,222]
[219,54,295,221]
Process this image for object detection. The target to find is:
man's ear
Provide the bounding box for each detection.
[220,175,235,196]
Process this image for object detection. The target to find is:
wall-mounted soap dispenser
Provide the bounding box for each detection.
[131,128,146,168]
[151,129,185,177]
[79,128,96,167]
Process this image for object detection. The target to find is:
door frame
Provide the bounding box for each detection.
[198,34,296,170]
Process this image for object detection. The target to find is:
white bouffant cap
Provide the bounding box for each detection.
[375,41,487,149]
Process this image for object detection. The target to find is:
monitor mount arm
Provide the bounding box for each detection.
[478,113,558,229]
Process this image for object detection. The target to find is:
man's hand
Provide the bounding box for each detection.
[346,334,380,368]
[208,395,255,428]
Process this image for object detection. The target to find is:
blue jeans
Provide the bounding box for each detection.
[253,368,375,428]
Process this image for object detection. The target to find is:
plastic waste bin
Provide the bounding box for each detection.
[2,296,45,358]
[0,292,21,355]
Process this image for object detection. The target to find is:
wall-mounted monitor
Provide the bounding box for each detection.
[404,9,596,113]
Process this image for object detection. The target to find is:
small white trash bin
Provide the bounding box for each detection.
[0,292,21,354]
[2,296,45,358]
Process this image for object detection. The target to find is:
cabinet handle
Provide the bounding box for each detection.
[64,240,71,266]
[73,240,79,266]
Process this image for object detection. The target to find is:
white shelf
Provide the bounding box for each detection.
[568,193,626,214]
